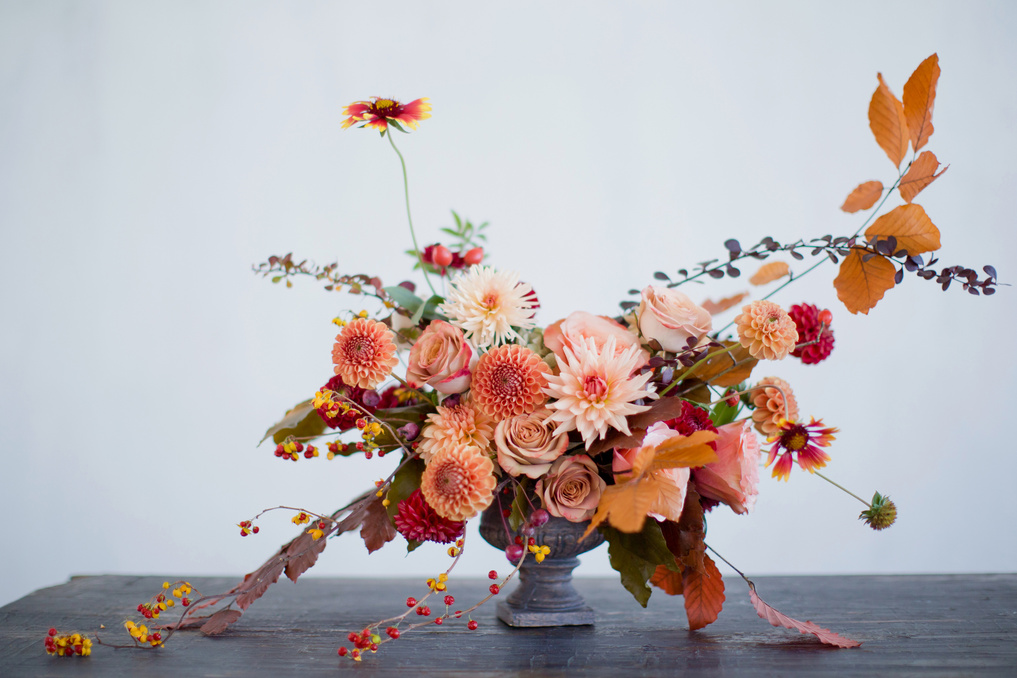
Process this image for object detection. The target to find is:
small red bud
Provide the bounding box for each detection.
[818,309,833,325]
[488,570,498,580]
[48,628,57,637]
[347,632,358,643]
[182,598,190,606]
[527,537,536,546]
[434,618,443,625]
[406,597,417,607]
[463,247,484,265]
[467,620,479,630]
[386,627,400,639]
[432,245,453,267]
[370,643,378,651]
[505,543,524,562]
[338,647,348,657]
[252,526,259,534]
[489,584,500,595]
[444,595,455,606]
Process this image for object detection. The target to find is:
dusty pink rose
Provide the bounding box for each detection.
[613,422,689,522]
[637,286,713,352]
[406,320,477,394]
[692,420,761,514]
[536,455,606,522]
[544,311,648,365]
[495,408,569,479]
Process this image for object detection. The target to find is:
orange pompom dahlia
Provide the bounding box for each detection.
[470,344,550,420]
[420,443,497,522]
[751,376,799,436]
[734,300,799,361]
[417,396,495,463]
[331,318,399,389]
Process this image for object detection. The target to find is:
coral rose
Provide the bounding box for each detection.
[406,320,477,395]
[637,286,713,352]
[495,407,569,478]
[544,311,648,364]
[613,422,690,522]
[692,420,761,515]
[536,455,606,523]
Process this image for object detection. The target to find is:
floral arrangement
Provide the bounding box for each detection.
[66,54,1000,662]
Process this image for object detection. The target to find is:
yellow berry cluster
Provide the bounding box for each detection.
[44,628,92,657]
[293,511,329,540]
[528,544,551,564]
[446,538,465,557]
[123,620,163,648]
[313,388,352,421]
[426,573,449,592]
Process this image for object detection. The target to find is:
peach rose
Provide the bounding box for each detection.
[536,455,605,522]
[544,311,648,365]
[406,320,477,394]
[637,286,713,352]
[613,422,689,522]
[692,420,761,514]
[495,408,569,478]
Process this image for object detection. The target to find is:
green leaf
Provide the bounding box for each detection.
[601,522,680,572]
[382,285,424,314]
[406,539,422,553]
[372,403,436,449]
[271,276,283,284]
[602,527,657,608]
[385,456,426,520]
[411,294,446,325]
[388,119,408,133]
[260,399,327,445]
[507,480,530,532]
[711,397,740,428]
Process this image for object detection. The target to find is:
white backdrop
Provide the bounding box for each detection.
[2,1,1016,609]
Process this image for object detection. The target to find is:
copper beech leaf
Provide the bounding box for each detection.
[865,203,941,255]
[199,609,243,636]
[690,341,758,389]
[360,496,397,554]
[700,292,748,315]
[902,53,940,152]
[834,249,896,315]
[683,554,725,630]
[650,563,684,596]
[869,73,910,168]
[749,583,862,648]
[749,261,790,286]
[898,151,948,203]
[840,181,883,213]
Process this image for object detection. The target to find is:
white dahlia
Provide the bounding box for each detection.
[439,266,537,348]
[543,335,655,449]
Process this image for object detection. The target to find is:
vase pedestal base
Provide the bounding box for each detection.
[495,555,596,627]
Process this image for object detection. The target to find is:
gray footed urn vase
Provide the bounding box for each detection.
[479,500,606,627]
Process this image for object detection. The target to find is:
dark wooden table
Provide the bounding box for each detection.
[2,574,1015,676]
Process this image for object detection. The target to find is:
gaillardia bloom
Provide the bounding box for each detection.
[751,376,799,436]
[417,397,494,463]
[471,344,550,420]
[439,266,538,347]
[341,96,432,132]
[420,443,497,522]
[734,300,799,361]
[765,418,838,481]
[331,318,399,389]
[544,335,654,448]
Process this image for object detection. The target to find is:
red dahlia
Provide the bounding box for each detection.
[393,489,466,544]
[665,400,718,448]
[788,303,835,365]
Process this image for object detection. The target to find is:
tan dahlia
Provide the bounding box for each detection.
[751,376,799,436]
[544,335,654,449]
[471,344,551,420]
[331,318,399,389]
[417,397,495,463]
[439,266,537,347]
[420,443,497,522]
[734,300,799,361]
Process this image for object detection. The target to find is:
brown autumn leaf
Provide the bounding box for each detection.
[834,249,896,315]
[689,340,758,389]
[898,151,948,204]
[749,583,862,648]
[700,292,748,315]
[749,261,790,286]
[584,432,717,536]
[360,496,397,554]
[199,609,243,636]
[660,487,707,574]
[840,181,884,213]
[903,53,940,152]
[650,562,684,596]
[683,554,725,630]
[586,397,688,455]
[869,73,910,168]
[865,203,941,255]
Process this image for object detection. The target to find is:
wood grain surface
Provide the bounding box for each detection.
[2,574,1015,676]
